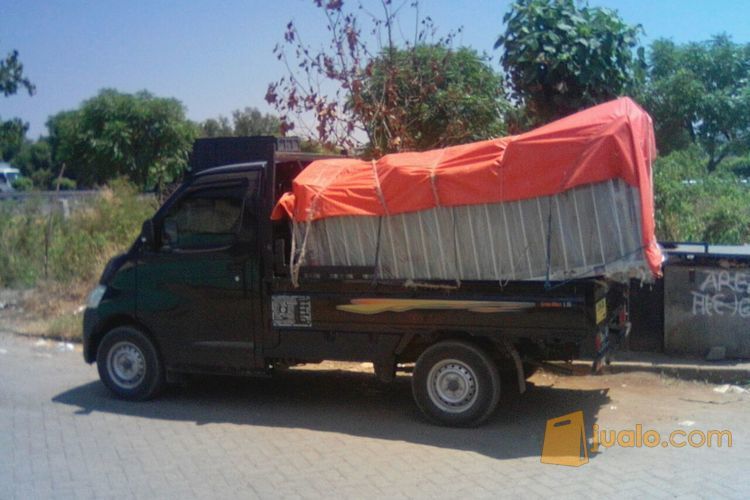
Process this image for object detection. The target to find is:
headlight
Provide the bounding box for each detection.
[87,285,107,309]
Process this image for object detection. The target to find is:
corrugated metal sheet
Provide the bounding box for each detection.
[291,179,650,283]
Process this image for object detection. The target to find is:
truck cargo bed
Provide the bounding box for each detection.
[267,276,620,363]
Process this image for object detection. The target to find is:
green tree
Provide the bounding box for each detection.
[1,47,35,161]
[200,107,280,137]
[48,89,196,189]
[13,139,54,188]
[359,45,506,153]
[231,107,280,136]
[0,117,27,161]
[495,0,644,128]
[266,1,507,155]
[0,48,35,97]
[644,35,750,171]
[46,110,85,180]
[199,116,233,137]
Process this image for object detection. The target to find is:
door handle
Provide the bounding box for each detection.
[227,262,244,284]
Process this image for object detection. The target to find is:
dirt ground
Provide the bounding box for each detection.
[0,285,88,340]
[294,358,750,440]
[303,359,749,427]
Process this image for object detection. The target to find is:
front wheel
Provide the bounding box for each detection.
[412,340,501,427]
[96,326,164,400]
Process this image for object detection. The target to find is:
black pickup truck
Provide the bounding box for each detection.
[83,136,628,426]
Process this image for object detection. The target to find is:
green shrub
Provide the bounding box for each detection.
[56,177,77,191]
[0,197,47,286]
[11,177,34,191]
[654,147,750,244]
[0,179,157,287]
[30,169,54,189]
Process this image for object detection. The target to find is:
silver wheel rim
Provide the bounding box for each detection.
[426,359,479,413]
[107,341,146,390]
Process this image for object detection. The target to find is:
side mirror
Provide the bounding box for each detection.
[141,219,155,249]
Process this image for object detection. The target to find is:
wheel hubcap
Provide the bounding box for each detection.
[107,342,146,389]
[427,359,478,413]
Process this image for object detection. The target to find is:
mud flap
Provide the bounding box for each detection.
[592,326,609,374]
[592,319,632,374]
[501,338,526,394]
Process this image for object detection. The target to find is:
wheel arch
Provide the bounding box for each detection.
[397,329,527,394]
[396,329,506,363]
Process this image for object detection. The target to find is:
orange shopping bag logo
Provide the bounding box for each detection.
[541,411,589,467]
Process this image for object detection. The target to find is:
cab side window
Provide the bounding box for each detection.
[162,185,245,250]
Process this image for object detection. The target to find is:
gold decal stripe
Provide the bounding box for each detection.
[336,298,535,315]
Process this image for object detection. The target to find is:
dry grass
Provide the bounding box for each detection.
[20,280,92,318]
[0,280,93,342]
[44,312,84,341]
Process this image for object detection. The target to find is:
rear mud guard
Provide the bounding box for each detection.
[500,338,526,395]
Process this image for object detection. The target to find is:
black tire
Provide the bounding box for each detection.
[96,326,164,401]
[412,340,501,427]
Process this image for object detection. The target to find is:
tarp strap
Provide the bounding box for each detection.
[544,198,554,289]
[450,207,462,288]
[371,216,384,285]
[371,160,389,215]
[429,150,446,207]
[290,221,312,287]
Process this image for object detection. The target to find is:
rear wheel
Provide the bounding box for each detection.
[412,340,501,427]
[97,326,164,400]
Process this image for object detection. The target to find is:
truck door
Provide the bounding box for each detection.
[136,171,262,372]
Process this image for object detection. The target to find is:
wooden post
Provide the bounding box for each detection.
[44,163,66,280]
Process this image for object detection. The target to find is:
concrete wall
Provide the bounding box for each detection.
[0,191,100,217]
[664,263,750,358]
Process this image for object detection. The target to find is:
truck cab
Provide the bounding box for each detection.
[83,137,336,384]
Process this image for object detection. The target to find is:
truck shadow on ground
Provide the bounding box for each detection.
[53,369,610,461]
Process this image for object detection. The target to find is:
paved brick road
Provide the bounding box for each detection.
[1,331,748,499]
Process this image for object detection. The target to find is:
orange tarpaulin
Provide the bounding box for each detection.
[273,97,662,276]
